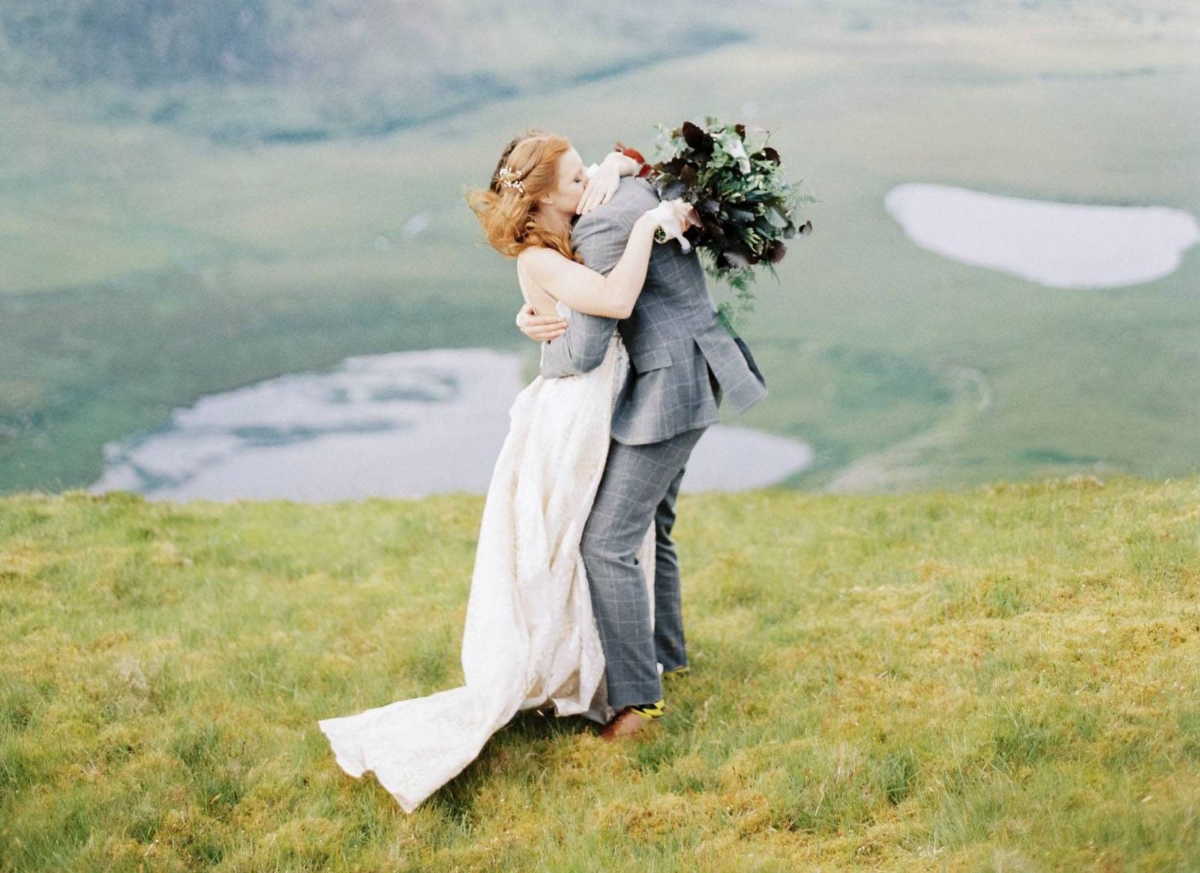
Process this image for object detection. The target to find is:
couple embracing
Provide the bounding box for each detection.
[318,129,768,813]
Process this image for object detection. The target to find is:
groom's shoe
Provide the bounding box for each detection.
[599,700,665,741]
[661,665,691,681]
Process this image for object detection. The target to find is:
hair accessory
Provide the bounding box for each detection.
[497,164,525,194]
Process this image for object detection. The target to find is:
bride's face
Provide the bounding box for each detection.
[543,147,587,215]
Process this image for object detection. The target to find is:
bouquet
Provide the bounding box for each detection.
[617,116,814,328]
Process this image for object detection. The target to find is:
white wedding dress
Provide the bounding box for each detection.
[317,289,656,814]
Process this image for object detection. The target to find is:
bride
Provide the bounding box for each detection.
[317,130,699,813]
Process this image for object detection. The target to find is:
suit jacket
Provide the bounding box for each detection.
[539,175,768,445]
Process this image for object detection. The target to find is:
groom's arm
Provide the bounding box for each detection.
[538,211,631,378]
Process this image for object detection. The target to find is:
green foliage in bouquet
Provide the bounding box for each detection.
[646,116,815,328]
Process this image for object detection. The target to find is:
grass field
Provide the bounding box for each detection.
[2,474,1198,870]
[2,1,1198,496]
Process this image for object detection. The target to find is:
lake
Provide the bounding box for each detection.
[88,348,814,502]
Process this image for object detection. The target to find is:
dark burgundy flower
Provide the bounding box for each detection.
[681,121,714,156]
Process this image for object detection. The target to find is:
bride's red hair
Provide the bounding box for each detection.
[465,130,585,265]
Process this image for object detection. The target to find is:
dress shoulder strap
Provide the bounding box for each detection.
[516,257,533,308]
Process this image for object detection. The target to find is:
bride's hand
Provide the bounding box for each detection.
[576,161,620,215]
[516,302,567,341]
[645,199,701,251]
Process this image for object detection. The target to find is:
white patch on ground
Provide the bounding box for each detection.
[885,183,1200,288]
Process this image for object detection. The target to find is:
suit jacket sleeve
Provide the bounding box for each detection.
[538,209,631,378]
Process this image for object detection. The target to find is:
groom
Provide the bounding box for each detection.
[516,174,768,738]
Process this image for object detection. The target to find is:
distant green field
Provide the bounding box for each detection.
[1,475,1198,870]
[2,0,1198,495]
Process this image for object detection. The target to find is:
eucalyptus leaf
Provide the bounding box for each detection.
[765,205,789,228]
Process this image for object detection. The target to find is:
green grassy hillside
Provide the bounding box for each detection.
[0,0,745,143]
[2,475,1198,870]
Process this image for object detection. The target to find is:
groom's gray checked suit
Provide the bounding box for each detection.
[540,174,768,710]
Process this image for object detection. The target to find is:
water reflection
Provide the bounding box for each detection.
[89,348,814,502]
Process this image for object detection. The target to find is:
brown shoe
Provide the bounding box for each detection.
[599,701,665,741]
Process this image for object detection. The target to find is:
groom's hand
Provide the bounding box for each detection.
[516,303,568,342]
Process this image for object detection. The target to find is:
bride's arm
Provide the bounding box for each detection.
[520,213,660,320]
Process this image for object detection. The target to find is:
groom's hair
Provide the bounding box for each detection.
[463,130,586,266]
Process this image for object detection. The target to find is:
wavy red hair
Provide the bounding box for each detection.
[464,130,584,265]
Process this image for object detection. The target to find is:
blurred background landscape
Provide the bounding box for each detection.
[3,6,1200,868]
[2,0,1198,497]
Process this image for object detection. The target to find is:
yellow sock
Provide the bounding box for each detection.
[629,699,666,719]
